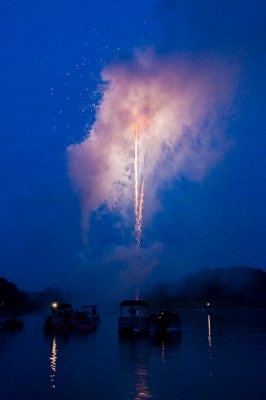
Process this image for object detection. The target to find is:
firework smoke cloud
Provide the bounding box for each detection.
[67,48,237,240]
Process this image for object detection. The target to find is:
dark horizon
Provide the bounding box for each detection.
[2,265,266,314]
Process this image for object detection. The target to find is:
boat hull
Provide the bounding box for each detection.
[44,304,101,333]
[118,316,149,334]
[118,300,182,336]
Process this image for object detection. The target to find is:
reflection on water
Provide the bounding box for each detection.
[207,314,212,376]
[207,314,212,349]
[119,334,181,399]
[1,310,266,400]
[135,365,151,399]
[49,337,57,389]
[160,339,166,364]
[119,336,152,399]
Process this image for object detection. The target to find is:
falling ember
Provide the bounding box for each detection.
[134,118,147,249]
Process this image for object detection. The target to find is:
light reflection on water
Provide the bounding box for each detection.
[0,310,266,400]
[207,314,212,349]
[49,337,57,389]
[207,314,213,376]
[160,339,166,364]
[135,365,151,399]
[119,335,153,399]
[119,333,182,400]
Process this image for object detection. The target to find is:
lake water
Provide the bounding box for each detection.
[1,308,266,400]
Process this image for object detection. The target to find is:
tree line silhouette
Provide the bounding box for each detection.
[0,277,67,313]
[146,266,266,307]
[1,266,266,312]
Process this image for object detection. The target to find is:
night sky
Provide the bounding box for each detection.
[1,0,266,302]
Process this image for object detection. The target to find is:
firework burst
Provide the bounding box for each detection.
[67,49,237,245]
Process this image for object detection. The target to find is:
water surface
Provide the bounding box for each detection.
[1,308,266,400]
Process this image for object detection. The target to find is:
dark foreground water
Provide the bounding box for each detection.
[1,308,266,400]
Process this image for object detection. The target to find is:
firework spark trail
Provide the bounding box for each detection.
[134,120,146,249]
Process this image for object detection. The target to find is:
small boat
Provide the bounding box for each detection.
[75,305,101,332]
[0,316,24,331]
[148,308,182,335]
[44,302,101,333]
[44,303,75,332]
[118,300,149,334]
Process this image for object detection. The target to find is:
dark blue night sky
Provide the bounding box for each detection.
[1,0,266,302]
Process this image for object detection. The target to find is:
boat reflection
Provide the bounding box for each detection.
[119,332,181,398]
[135,366,151,399]
[49,336,57,389]
[119,336,152,399]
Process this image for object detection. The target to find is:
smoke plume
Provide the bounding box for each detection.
[67,48,237,241]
